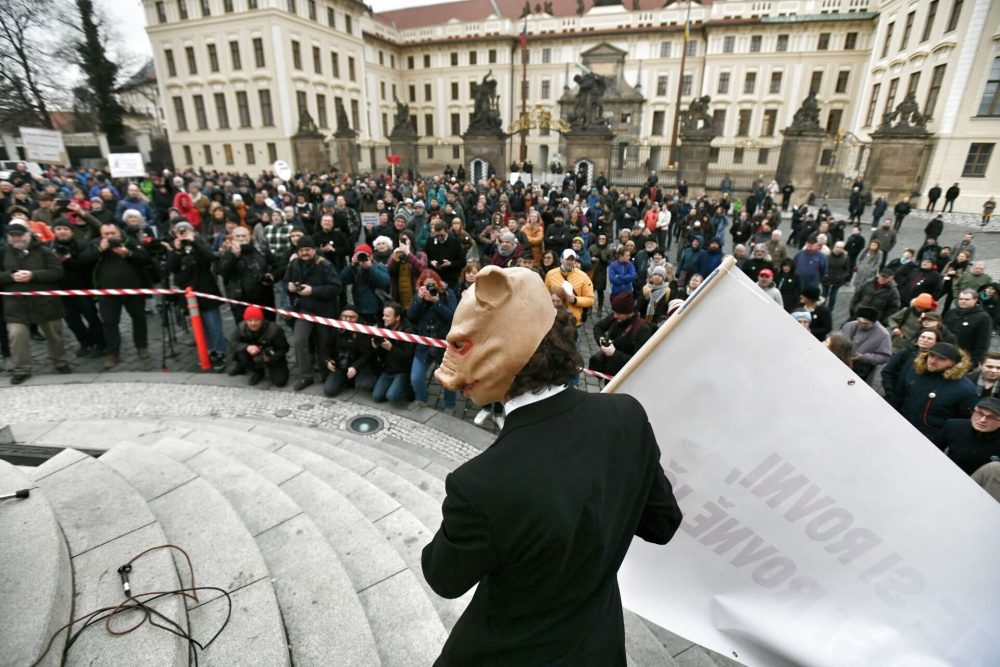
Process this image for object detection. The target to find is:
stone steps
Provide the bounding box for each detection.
[0,459,72,667]
[29,448,188,666]
[150,436,380,666]
[2,408,730,666]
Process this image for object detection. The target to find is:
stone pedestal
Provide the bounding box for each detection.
[677,137,712,191]
[292,131,328,173]
[333,134,358,177]
[776,131,825,204]
[462,133,505,183]
[863,135,934,204]
[564,131,613,189]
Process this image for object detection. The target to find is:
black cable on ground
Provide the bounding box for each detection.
[31,544,233,667]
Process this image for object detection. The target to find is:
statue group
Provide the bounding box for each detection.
[390,96,416,137]
[679,95,716,140]
[467,72,503,134]
[568,72,609,132]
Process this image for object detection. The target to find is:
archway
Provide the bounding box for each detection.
[574,159,595,189]
[469,157,490,184]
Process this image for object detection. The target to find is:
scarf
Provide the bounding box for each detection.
[645,283,669,320]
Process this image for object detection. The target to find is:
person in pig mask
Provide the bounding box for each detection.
[423,265,682,665]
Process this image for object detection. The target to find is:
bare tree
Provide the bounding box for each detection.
[0,0,65,131]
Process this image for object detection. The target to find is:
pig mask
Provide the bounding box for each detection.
[435,266,556,405]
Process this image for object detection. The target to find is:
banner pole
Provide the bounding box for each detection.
[604,255,737,394]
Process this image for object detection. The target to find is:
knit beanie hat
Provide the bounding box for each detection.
[244,305,265,321]
[296,235,316,249]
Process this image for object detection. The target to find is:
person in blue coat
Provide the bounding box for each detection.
[406,268,457,412]
[695,238,723,277]
[607,246,637,298]
[340,243,391,323]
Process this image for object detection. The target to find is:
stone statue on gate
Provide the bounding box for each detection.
[334,99,356,138]
[877,93,931,135]
[679,95,716,140]
[467,71,503,134]
[568,71,610,132]
[296,108,321,136]
[390,95,416,137]
[786,91,823,134]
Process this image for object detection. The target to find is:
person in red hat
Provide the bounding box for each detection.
[339,243,390,324]
[227,304,289,387]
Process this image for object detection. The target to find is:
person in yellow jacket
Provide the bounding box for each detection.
[544,248,595,326]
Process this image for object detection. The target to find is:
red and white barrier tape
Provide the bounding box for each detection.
[0,287,446,348]
[0,287,616,377]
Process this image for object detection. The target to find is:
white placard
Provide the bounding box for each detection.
[360,212,380,227]
[108,153,146,178]
[19,127,66,163]
[609,258,1000,667]
[273,160,292,181]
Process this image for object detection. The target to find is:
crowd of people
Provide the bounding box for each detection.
[0,162,996,499]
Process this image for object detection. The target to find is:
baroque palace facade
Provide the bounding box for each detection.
[143,0,998,208]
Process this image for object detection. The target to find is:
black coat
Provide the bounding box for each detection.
[422,389,681,666]
[168,236,223,311]
[943,304,993,364]
[218,245,275,307]
[228,320,289,361]
[283,256,342,317]
[934,418,1000,474]
[0,237,64,323]
[80,237,153,289]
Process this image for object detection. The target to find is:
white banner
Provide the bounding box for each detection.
[19,127,65,163]
[107,153,146,178]
[609,258,1000,666]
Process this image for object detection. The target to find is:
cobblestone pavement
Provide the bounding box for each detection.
[11,197,1000,427]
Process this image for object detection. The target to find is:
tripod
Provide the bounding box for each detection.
[157,293,185,370]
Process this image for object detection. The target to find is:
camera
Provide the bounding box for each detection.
[426,284,438,297]
[107,237,123,249]
[599,337,611,347]
[373,335,385,345]
[55,199,70,214]
[54,243,72,256]
[356,252,370,263]
[260,274,275,288]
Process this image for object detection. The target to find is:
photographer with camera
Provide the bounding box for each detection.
[406,269,458,413]
[424,220,466,288]
[1,220,72,384]
[284,235,342,391]
[80,222,153,368]
[167,221,227,369]
[340,243,391,324]
[313,212,350,271]
[386,231,426,309]
[589,291,654,379]
[371,301,415,404]
[321,307,376,397]
[51,217,105,357]
[227,305,289,387]
[218,225,277,323]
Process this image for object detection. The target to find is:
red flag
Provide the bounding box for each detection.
[387,154,401,165]
[519,17,527,50]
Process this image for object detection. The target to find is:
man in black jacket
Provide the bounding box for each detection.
[371,301,414,403]
[424,220,465,288]
[944,183,960,213]
[424,266,681,665]
[0,221,71,383]
[168,221,227,369]
[284,235,342,390]
[944,289,993,365]
[51,218,105,357]
[926,183,942,211]
[227,305,289,387]
[590,291,654,379]
[893,196,912,232]
[218,225,277,323]
[80,222,153,369]
[934,397,1000,474]
[322,307,375,397]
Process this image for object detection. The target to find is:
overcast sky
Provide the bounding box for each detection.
[114,0,457,60]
